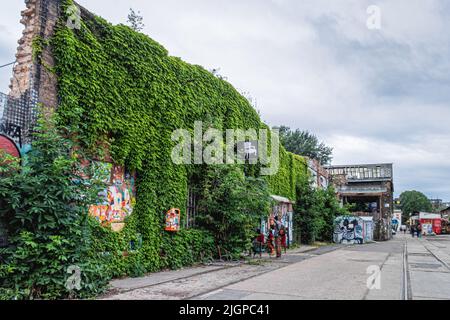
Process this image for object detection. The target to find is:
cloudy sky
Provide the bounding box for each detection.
[1,0,449,200]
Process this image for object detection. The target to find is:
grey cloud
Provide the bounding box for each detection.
[0,0,449,199]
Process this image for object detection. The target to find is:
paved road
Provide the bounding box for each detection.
[407,233,450,300]
[101,234,450,300]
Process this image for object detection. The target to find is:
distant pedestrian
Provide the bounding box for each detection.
[417,224,422,238]
[411,225,415,238]
[267,229,275,256]
[273,216,284,258]
[280,226,287,254]
[402,225,407,234]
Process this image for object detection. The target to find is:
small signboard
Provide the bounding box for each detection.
[237,140,258,163]
[165,208,181,232]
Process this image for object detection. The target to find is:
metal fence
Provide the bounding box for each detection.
[0,89,38,147]
[337,185,388,194]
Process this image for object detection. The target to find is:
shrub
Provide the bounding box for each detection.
[196,165,271,259]
[0,115,109,299]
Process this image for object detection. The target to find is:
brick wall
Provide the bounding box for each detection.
[9,0,37,98]
[2,0,61,144]
[10,0,60,107]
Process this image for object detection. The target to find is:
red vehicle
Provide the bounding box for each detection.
[419,212,442,235]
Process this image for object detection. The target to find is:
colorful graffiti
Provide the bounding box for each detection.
[261,200,294,245]
[361,217,374,242]
[89,163,135,225]
[334,216,364,244]
[165,208,181,232]
[0,133,20,158]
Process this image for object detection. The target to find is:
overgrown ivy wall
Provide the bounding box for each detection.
[48,0,307,276]
[267,149,307,201]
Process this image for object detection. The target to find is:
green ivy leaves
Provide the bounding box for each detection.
[50,0,309,294]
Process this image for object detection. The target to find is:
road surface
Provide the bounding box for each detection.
[101,233,450,300]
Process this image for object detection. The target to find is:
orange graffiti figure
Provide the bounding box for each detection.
[89,205,109,223]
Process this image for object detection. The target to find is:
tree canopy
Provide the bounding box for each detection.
[276,126,333,165]
[127,8,145,32]
[399,190,432,216]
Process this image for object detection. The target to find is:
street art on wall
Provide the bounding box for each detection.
[334,216,364,244]
[165,208,181,232]
[261,198,294,245]
[361,217,374,242]
[89,163,135,226]
[0,133,21,158]
[422,223,433,235]
[91,161,112,183]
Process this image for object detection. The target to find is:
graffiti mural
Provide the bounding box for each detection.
[0,133,21,158]
[261,198,294,245]
[334,216,364,244]
[89,163,135,225]
[361,217,374,242]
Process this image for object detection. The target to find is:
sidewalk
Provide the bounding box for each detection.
[101,236,450,300]
[101,244,320,299]
[406,234,450,300]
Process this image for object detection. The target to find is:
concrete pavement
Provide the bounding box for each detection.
[406,234,450,300]
[199,237,405,300]
[101,245,321,300]
[100,234,450,300]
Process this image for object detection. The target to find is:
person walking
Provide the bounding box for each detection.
[273,216,284,258]
[411,225,416,238]
[280,226,287,254]
[267,229,275,256]
[417,224,422,238]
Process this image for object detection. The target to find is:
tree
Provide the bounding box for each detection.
[400,191,432,217]
[0,150,20,176]
[0,114,109,299]
[195,165,271,259]
[127,8,145,32]
[317,186,348,242]
[294,176,347,244]
[294,177,321,244]
[276,126,333,165]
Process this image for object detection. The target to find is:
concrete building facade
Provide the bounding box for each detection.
[325,163,394,241]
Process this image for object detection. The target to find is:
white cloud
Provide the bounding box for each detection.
[0,0,449,199]
[327,133,450,197]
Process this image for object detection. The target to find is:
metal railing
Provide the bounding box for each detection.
[325,163,393,182]
[337,185,388,194]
